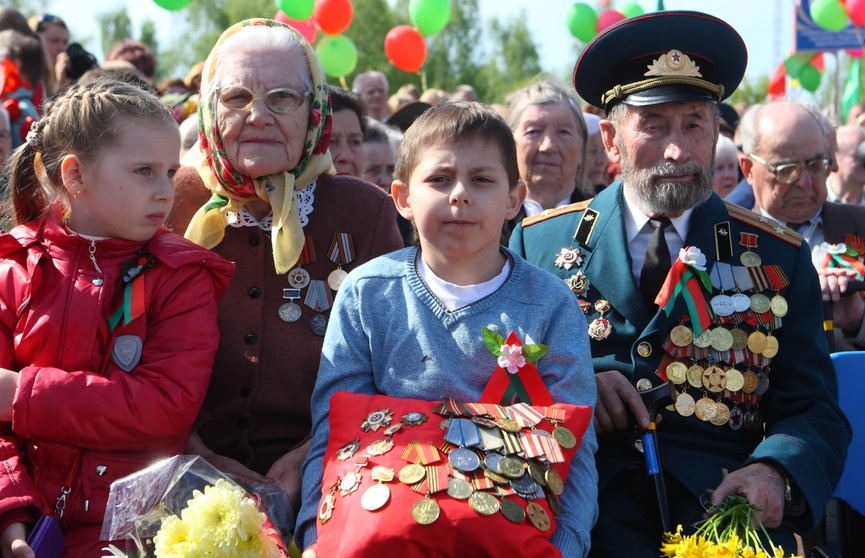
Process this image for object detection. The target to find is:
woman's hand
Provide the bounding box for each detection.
[266,438,311,514]
[0,369,20,422]
[0,523,34,558]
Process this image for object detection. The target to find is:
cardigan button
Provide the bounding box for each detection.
[636,341,652,358]
[96,465,107,476]
[248,286,261,298]
[244,332,258,345]
[249,232,261,246]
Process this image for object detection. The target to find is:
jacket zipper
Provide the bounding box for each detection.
[88,239,105,286]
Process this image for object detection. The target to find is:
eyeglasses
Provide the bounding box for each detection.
[748,153,831,185]
[217,85,311,115]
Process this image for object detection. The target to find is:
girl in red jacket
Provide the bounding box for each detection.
[0,79,235,557]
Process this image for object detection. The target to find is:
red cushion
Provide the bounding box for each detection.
[315,391,591,558]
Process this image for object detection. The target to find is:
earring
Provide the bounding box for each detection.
[73,189,81,199]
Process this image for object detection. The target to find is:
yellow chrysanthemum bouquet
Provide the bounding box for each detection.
[660,495,802,558]
[101,455,291,558]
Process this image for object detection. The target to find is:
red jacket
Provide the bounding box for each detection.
[0,212,234,555]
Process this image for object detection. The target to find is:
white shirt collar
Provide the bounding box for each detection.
[522,195,573,217]
[621,189,693,243]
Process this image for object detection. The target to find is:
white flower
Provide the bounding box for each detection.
[678,246,706,271]
[825,242,848,255]
[497,344,526,374]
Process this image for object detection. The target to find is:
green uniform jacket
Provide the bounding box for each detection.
[509,182,851,533]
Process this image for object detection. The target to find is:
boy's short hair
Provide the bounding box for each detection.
[394,101,519,187]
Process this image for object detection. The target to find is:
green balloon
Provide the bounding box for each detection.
[276,0,315,21]
[810,0,849,32]
[784,53,811,79]
[798,64,822,92]
[409,0,452,36]
[153,0,192,10]
[620,2,644,18]
[566,3,598,43]
[316,35,358,78]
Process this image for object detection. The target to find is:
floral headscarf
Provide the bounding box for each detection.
[182,18,334,274]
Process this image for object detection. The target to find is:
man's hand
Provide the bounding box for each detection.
[0,523,33,558]
[819,267,865,332]
[710,463,786,528]
[0,369,20,422]
[594,370,649,433]
[185,432,260,478]
[266,438,312,514]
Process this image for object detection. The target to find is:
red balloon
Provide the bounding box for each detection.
[314,0,354,35]
[275,11,318,44]
[847,0,865,26]
[812,52,825,71]
[385,25,427,73]
[596,9,626,32]
[848,48,865,58]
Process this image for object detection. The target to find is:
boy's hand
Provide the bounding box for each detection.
[0,523,34,558]
[301,544,318,558]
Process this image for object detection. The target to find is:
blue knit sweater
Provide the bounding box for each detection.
[297,246,598,557]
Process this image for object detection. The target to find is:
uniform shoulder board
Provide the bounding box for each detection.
[724,202,804,248]
[522,199,593,228]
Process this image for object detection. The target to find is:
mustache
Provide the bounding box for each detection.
[651,161,707,177]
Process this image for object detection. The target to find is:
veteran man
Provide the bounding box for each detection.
[509,11,851,556]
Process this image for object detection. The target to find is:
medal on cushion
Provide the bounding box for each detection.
[304,280,333,337]
[412,494,440,525]
[444,419,482,472]
[278,288,302,323]
[327,233,355,291]
[336,438,361,461]
[361,466,394,511]
[361,408,394,432]
[500,499,526,523]
[526,502,551,531]
[318,479,339,524]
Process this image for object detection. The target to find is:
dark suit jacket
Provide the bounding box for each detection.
[509,182,851,534]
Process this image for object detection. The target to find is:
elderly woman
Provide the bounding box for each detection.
[166,19,403,517]
[504,79,591,240]
[713,134,740,199]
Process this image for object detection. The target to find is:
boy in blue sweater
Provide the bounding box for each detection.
[297,102,597,557]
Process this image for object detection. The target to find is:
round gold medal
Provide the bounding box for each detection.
[742,370,759,393]
[528,462,549,486]
[496,418,522,433]
[545,468,564,495]
[547,491,563,516]
[327,268,349,291]
[670,325,694,347]
[687,364,705,388]
[412,498,440,525]
[710,327,734,352]
[693,329,713,348]
[500,499,526,523]
[747,331,768,354]
[361,483,391,511]
[398,464,426,485]
[763,334,779,358]
[666,362,688,385]
[770,295,788,317]
[710,401,731,426]
[694,397,717,422]
[730,328,749,351]
[750,293,771,313]
[469,491,500,515]
[740,251,762,267]
[499,457,525,479]
[366,438,395,456]
[447,477,474,500]
[526,502,551,531]
[701,366,727,393]
[675,392,696,417]
[483,468,510,485]
[553,426,577,449]
[636,378,653,391]
[725,368,745,392]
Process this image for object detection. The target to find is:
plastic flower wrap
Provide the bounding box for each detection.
[101,455,291,558]
[660,494,801,558]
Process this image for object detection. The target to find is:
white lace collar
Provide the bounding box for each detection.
[226,179,317,231]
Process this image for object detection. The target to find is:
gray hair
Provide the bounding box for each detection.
[352,70,388,93]
[209,25,313,97]
[715,134,737,161]
[506,77,591,197]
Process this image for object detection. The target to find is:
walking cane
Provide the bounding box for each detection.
[822,280,865,354]
[637,381,677,532]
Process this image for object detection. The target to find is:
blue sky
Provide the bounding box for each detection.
[50,0,797,82]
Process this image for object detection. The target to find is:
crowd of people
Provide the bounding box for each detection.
[0,6,860,558]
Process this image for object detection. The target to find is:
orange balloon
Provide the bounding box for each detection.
[314,0,353,35]
[385,25,427,72]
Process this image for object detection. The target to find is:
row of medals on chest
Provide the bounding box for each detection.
[319,405,576,531]
[276,262,347,336]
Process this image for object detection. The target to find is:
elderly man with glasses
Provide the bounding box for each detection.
[740,100,865,350]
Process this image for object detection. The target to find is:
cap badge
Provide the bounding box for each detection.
[645,49,702,78]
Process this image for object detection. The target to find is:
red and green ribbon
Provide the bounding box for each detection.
[823,247,865,280]
[108,254,153,332]
[655,255,713,336]
[480,331,554,406]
